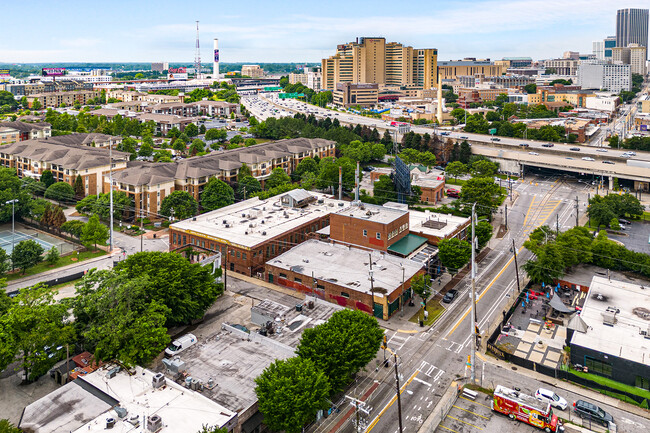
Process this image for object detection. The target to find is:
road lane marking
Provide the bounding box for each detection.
[453,405,490,420]
[414,377,432,387]
[365,370,419,432]
[439,425,460,433]
[460,396,492,409]
[446,246,525,338]
[447,415,484,430]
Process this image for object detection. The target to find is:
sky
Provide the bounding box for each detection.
[1,0,649,64]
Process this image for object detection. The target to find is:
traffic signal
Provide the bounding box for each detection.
[381,334,387,350]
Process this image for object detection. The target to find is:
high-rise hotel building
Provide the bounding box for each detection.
[321,37,438,90]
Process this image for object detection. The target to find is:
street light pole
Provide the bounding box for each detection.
[109,141,114,253]
[470,203,477,383]
[5,199,18,254]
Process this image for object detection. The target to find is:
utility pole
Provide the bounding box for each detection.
[394,353,403,433]
[400,265,405,315]
[512,239,521,293]
[109,142,114,252]
[575,195,579,227]
[470,203,477,383]
[223,247,228,291]
[504,204,508,230]
[556,213,559,233]
[140,209,144,252]
[5,199,17,254]
[369,252,375,318]
[338,166,342,201]
[243,186,246,201]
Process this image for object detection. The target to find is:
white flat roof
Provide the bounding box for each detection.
[407,209,470,240]
[171,191,350,249]
[570,276,650,365]
[76,366,236,432]
[334,202,407,224]
[266,239,423,297]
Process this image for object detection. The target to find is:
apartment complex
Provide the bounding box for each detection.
[0,120,51,141]
[0,127,19,145]
[107,138,336,217]
[5,80,94,98]
[437,60,505,80]
[321,37,438,91]
[332,83,379,107]
[616,8,649,58]
[577,61,631,93]
[0,140,129,195]
[527,84,596,108]
[89,108,197,135]
[26,90,101,108]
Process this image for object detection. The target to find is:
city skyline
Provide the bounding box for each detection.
[1,1,649,64]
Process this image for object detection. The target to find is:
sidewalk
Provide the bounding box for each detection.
[480,353,650,420]
[5,251,113,293]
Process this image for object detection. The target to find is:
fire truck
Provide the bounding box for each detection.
[492,385,564,432]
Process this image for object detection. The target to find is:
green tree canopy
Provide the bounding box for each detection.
[296,309,383,393]
[266,168,291,189]
[0,284,75,380]
[44,182,75,205]
[295,157,319,177]
[11,239,44,274]
[160,191,198,220]
[201,178,235,211]
[457,177,502,219]
[61,220,85,238]
[471,160,498,178]
[114,251,223,325]
[475,220,493,250]
[373,175,397,205]
[255,357,330,433]
[438,238,471,274]
[40,170,55,189]
[72,269,170,367]
[237,176,262,199]
[445,161,467,180]
[185,123,199,138]
[81,215,109,250]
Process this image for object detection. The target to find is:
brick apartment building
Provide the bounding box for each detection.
[0,120,51,141]
[0,140,129,195]
[108,138,336,218]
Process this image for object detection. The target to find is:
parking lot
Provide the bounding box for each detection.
[435,390,544,433]
[608,220,650,254]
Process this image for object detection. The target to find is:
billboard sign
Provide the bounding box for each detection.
[214,49,219,62]
[168,72,188,80]
[641,124,648,131]
[0,69,10,76]
[42,68,66,76]
[168,67,187,74]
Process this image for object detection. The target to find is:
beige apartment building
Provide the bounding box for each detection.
[322,37,438,91]
[0,140,129,196]
[0,127,19,145]
[106,138,336,218]
[437,60,506,80]
[27,90,101,108]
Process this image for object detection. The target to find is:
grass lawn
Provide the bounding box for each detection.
[409,299,445,326]
[569,367,650,403]
[5,250,106,282]
[254,138,271,145]
[446,178,467,186]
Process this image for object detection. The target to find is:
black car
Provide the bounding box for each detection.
[573,400,613,427]
[519,143,530,147]
[491,137,501,141]
[570,147,581,151]
[460,136,468,139]
[362,166,374,172]
[442,289,458,303]
[541,143,554,148]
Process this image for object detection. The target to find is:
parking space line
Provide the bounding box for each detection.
[452,405,489,420]
[438,425,460,433]
[447,415,484,430]
[459,396,492,409]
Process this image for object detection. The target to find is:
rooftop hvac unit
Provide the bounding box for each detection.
[152,373,165,389]
[602,311,616,326]
[106,418,116,429]
[127,415,140,427]
[114,407,127,419]
[192,217,196,221]
[191,378,200,390]
[106,366,120,379]
[262,231,267,236]
[147,415,163,432]
[223,220,227,224]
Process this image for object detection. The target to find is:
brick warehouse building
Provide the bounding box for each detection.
[169,190,349,276]
[265,239,424,319]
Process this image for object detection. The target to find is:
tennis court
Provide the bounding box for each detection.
[0,225,78,256]
[0,230,55,255]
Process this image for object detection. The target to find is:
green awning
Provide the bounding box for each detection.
[387,234,428,256]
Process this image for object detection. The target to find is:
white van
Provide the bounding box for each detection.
[164,333,197,357]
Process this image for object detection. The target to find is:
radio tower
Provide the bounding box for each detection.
[194,20,202,79]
